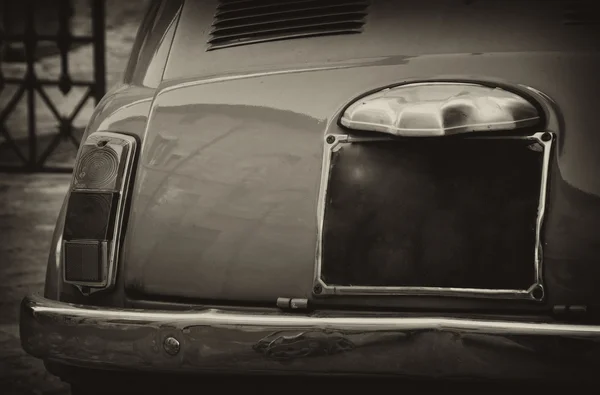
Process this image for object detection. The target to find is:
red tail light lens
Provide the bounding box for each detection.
[64,192,118,240]
[64,241,107,283]
[63,132,137,292]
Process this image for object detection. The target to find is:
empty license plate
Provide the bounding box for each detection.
[316,133,551,300]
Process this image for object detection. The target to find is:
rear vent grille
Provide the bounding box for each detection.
[208,0,370,50]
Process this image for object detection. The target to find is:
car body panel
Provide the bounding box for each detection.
[166,0,600,82]
[42,0,600,312]
[122,50,600,310]
[42,0,182,302]
[25,0,600,382]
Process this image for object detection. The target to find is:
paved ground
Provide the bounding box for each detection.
[0,173,71,395]
[0,1,147,393]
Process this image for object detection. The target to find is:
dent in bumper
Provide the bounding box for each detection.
[19,295,600,379]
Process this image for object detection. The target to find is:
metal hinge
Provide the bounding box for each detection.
[277,297,309,311]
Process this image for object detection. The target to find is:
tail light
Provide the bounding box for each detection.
[62,132,137,292]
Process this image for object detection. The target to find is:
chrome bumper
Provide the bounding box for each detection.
[19,294,600,379]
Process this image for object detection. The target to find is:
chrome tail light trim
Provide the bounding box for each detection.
[62,132,137,295]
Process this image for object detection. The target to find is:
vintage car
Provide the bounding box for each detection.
[18,0,600,391]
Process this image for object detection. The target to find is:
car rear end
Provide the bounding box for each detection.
[20,0,600,385]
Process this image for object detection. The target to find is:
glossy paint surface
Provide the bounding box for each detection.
[46,0,600,312]
[44,0,182,303]
[122,51,600,310]
[167,0,600,81]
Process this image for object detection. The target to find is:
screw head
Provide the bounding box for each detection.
[313,284,323,294]
[163,336,180,356]
[541,132,552,142]
[325,135,335,144]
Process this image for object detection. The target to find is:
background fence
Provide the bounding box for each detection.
[0,0,106,172]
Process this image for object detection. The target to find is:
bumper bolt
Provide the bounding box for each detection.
[326,135,335,144]
[313,284,323,294]
[163,336,180,356]
[541,132,552,142]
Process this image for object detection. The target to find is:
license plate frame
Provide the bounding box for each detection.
[314,131,552,301]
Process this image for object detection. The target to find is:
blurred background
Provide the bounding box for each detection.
[0,1,149,393]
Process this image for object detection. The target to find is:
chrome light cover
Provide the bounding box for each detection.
[340,82,541,136]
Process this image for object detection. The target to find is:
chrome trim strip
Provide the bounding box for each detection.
[19,295,600,379]
[314,132,552,301]
[20,295,600,335]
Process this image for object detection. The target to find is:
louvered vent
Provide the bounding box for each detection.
[207,0,370,51]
